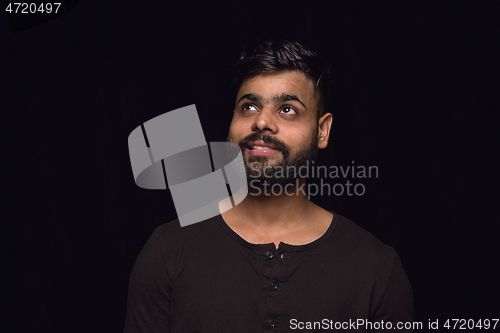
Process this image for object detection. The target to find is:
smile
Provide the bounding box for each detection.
[246,140,281,156]
[246,147,280,156]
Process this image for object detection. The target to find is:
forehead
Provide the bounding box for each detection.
[237,70,317,104]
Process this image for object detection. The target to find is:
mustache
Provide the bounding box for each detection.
[237,133,290,160]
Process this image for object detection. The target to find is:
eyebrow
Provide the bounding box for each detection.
[237,93,307,110]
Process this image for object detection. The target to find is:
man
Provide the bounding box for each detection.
[124,39,414,332]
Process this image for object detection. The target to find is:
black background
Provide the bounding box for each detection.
[2,1,499,332]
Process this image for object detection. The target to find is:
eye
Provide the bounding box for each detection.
[279,106,298,115]
[242,103,258,111]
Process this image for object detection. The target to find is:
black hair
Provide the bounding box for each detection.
[231,39,331,119]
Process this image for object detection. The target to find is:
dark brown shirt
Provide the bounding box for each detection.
[124,213,414,332]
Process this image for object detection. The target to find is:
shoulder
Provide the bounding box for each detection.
[329,214,399,275]
[151,215,227,261]
[329,216,415,322]
[333,214,395,253]
[134,215,224,280]
[327,214,413,310]
[153,214,222,249]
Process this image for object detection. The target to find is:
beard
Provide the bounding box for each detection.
[226,132,319,189]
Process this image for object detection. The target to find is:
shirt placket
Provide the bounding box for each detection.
[261,246,289,331]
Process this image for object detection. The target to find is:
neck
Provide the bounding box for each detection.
[227,178,314,228]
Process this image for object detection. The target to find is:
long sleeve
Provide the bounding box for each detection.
[124,227,172,333]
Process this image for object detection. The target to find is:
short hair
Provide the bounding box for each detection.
[231,39,331,119]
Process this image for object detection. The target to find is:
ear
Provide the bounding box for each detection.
[317,112,333,149]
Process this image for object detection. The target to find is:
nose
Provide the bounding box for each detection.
[251,108,278,134]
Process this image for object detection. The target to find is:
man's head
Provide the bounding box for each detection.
[232,39,331,120]
[227,39,333,188]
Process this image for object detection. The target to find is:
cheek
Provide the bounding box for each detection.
[228,117,238,133]
[228,123,238,138]
[229,116,253,136]
[293,133,316,152]
[227,122,245,143]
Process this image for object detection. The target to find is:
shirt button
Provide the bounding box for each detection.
[265,251,274,259]
[271,282,278,291]
[267,319,276,328]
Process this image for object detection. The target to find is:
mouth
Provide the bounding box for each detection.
[246,140,281,156]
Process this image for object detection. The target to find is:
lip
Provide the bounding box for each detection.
[247,140,279,150]
[246,140,280,156]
